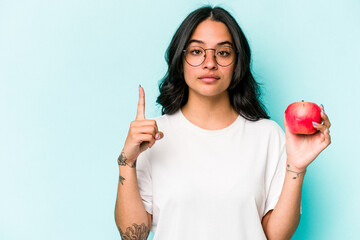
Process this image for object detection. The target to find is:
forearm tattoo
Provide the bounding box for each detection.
[119,223,150,240]
[119,175,125,185]
[118,151,137,168]
[286,164,306,179]
[118,152,136,185]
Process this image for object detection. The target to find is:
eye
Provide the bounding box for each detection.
[191,50,202,55]
[217,51,230,57]
[217,47,233,58]
[188,46,204,56]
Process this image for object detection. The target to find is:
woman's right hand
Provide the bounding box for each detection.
[121,85,164,165]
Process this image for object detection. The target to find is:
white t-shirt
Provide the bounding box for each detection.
[136,109,287,239]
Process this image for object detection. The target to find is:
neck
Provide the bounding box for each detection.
[181,91,238,130]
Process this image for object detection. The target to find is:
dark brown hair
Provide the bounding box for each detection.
[156,6,269,121]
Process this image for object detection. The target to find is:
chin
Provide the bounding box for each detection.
[194,88,229,98]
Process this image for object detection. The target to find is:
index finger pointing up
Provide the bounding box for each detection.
[136,85,145,120]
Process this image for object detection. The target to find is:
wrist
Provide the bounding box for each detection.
[118,151,137,168]
[286,157,308,171]
[287,163,307,172]
[286,162,306,179]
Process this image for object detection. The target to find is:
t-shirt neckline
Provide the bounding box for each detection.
[176,108,242,134]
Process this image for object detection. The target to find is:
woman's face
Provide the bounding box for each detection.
[183,19,235,99]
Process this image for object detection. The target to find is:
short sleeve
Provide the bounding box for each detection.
[263,125,287,216]
[136,149,153,215]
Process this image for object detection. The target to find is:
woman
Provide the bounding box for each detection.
[115,6,331,240]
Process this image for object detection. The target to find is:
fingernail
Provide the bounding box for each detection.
[325,128,329,134]
[321,104,325,113]
[156,133,161,140]
[312,122,319,126]
[139,84,141,88]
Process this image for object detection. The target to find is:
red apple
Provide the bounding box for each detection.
[285,100,322,134]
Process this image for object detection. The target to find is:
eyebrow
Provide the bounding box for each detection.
[187,39,233,46]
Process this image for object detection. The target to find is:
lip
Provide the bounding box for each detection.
[198,74,220,83]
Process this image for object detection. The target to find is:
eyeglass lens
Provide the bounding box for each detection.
[184,46,235,67]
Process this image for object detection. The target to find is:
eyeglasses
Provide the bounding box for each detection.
[183,45,236,67]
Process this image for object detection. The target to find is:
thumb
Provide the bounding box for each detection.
[155,131,164,140]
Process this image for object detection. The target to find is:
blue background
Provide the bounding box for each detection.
[1,0,359,239]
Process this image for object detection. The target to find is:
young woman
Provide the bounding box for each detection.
[115,6,331,240]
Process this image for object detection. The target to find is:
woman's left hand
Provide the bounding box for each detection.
[284,104,332,171]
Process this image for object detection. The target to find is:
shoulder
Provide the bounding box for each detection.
[244,117,285,140]
[241,118,286,159]
[245,117,283,131]
[151,113,169,123]
[148,110,182,130]
[149,113,171,126]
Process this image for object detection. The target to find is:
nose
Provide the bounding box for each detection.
[202,50,217,69]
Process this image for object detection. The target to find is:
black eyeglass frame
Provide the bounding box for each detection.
[182,46,238,67]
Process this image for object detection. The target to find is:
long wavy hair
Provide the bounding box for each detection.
[156,6,269,121]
